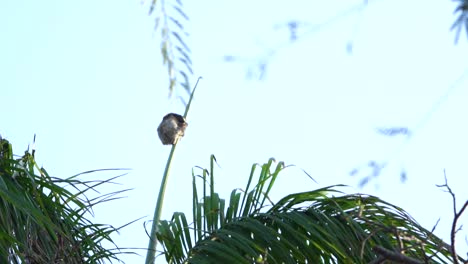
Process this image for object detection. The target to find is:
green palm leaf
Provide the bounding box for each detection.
[157,157,465,263]
[0,137,133,263]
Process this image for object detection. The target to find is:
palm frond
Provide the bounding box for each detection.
[0,137,134,263]
[157,157,465,264]
[150,0,192,100]
[451,0,468,43]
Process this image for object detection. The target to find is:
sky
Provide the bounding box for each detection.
[1,0,468,263]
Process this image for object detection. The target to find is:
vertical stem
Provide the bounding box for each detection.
[145,77,202,264]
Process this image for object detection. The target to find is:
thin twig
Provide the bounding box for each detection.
[436,170,468,264]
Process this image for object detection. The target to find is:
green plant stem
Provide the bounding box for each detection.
[145,77,202,264]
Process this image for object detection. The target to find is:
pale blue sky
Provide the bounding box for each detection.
[1,0,467,263]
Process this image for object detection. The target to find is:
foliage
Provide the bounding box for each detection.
[156,156,465,263]
[0,137,133,263]
[149,0,193,101]
[147,1,467,98]
[452,0,468,43]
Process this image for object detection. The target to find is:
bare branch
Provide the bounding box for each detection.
[436,170,468,264]
[372,246,424,264]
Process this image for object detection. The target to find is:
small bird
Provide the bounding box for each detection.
[157,113,188,145]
